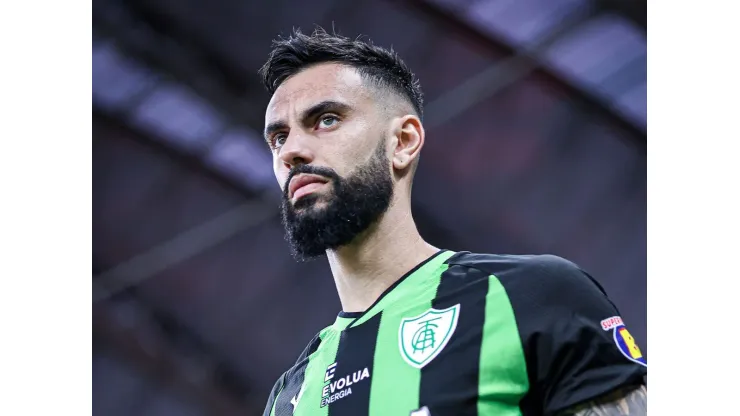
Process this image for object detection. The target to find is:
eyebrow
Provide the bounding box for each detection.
[263,100,352,141]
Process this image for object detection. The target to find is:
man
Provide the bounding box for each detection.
[258,27,646,416]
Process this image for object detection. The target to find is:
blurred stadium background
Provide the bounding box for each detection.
[92,0,646,414]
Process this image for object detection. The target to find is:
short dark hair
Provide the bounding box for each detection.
[259,26,424,120]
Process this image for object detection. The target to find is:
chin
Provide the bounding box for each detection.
[293,192,331,210]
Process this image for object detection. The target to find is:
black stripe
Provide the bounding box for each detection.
[419,265,489,416]
[273,333,322,416]
[326,313,382,416]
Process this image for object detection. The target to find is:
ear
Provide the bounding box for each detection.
[391,115,425,171]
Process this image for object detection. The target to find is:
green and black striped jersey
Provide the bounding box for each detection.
[264,250,647,416]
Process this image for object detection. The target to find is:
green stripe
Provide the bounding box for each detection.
[332,316,355,331]
[477,274,529,416]
[368,263,449,415]
[295,327,343,416]
[351,250,456,328]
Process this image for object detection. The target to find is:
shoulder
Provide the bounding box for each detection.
[446,251,605,296]
[264,328,328,416]
[444,254,646,415]
[445,251,616,320]
[275,325,329,379]
[448,251,581,275]
[294,325,332,366]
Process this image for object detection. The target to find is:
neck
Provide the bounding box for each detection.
[326,198,439,314]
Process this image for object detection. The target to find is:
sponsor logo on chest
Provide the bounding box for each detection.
[319,362,371,407]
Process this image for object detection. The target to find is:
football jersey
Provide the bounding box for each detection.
[263,250,647,416]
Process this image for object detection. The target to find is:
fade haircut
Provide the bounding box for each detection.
[259,26,424,120]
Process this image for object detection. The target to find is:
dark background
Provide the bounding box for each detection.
[92,0,646,414]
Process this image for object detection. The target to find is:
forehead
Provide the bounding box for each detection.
[266,63,371,118]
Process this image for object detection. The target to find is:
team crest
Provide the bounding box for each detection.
[601,316,646,367]
[399,304,460,369]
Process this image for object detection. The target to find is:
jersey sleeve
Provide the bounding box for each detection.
[262,331,322,416]
[262,372,285,416]
[514,255,647,415]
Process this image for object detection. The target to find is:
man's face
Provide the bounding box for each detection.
[264,63,394,260]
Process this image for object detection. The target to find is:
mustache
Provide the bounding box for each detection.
[283,165,341,196]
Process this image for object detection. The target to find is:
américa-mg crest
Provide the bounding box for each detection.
[398,304,460,369]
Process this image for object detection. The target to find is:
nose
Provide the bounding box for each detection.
[278,132,314,170]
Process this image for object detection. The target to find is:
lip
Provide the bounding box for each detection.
[288,174,329,200]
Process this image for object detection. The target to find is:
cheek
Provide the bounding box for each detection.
[325,133,376,172]
[324,151,357,177]
[274,159,287,188]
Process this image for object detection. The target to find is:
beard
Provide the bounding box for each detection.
[280,143,394,261]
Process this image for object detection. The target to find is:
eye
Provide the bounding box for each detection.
[272,133,287,149]
[317,115,339,129]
